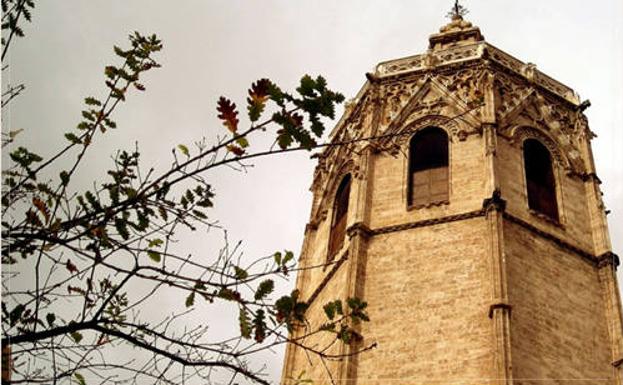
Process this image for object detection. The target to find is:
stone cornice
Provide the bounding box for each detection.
[372,42,579,108]
[304,207,618,309]
[502,212,618,268]
[371,210,485,236]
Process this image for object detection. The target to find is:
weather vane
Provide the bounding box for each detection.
[447,0,468,19]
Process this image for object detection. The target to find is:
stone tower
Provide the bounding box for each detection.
[281,10,622,385]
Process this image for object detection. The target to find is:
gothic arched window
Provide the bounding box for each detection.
[408,127,449,207]
[523,139,558,220]
[328,174,351,260]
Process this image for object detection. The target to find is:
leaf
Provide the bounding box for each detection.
[114,218,130,240]
[84,97,101,106]
[233,266,248,280]
[274,251,282,266]
[66,259,78,274]
[104,65,117,79]
[218,288,241,302]
[32,197,50,224]
[216,97,239,133]
[60,171,70,186]
[74,372,86,385]
[8,128,24,139]
[148,238,164,248]
[64,132,82,144]
[158,206,168,221]
[247,78,271,121]
[177,144,189,157]
[323,300,343,320]
[254,279,274,301]
[70,331,83,343]
[185,291,195,308]
[226,144,245,156]
[283,250,294,265]
[46,313,56,327]
[147,250,161,263]
[239,307,252,339]
[9,304,25,326]
[253,309,266,343]
[235,136,249,148]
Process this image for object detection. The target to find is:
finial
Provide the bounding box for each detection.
[446,0,468,20]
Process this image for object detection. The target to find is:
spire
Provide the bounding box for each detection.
[429,1,483,50]
[446,0,468,20]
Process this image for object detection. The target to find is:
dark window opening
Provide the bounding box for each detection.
[328,174,351,260]
[524,139,558,220]
[408,127,449,207]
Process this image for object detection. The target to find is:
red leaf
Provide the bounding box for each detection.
[66,259,78,274]
[217,97,239,133]
[32,197,50,224]
[247,79,270,106]
[226,145,245,156]
[289,112,303,127]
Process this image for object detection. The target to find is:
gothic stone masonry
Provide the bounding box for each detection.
[281,14,622,385]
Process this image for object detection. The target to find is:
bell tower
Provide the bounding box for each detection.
[281,8,622,385]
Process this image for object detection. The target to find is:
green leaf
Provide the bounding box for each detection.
[274,251,282,266]
[148,238,164,248]
[239,307,252,339]
[70,331,83,343]
[253,309,267,343]
[46,313,56,327]
[74,372,86,385]
[233,266,248,280]
[104,65,117,79]
[254,279,274,301]
[84,97,101,106]
[114,218,130,240]
[185,291,195,308]
[64,132,82,144]
[147,250,161,263]
[9,304,25,326]
[177,144,189,157]
[283,250,294,265]
[235,136,249,148]
[218,288,241,302]
[60,171,70,186]
[324,302,336,320]
[192,209,207,219]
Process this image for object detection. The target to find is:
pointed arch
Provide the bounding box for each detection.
[328,174,351,260]
[523,138,559,220]
[408,127,449,207]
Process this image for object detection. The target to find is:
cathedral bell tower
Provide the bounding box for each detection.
[281,7,622,385]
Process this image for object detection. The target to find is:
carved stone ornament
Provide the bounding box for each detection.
[377,76,481,150]
[309,159,356,226]
[495,74,587,176]
[509,125,585,176]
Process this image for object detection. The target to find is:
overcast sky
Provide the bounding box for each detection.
[3,0,622,382]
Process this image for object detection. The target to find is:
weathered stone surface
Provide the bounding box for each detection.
[281,12,621,385]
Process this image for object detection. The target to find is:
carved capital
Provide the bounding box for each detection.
[482,189,506,213]
[346,222,372,240]
[597,252,620,269]
[488,302,512,319]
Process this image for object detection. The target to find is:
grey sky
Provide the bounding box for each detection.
[3,0,622,382]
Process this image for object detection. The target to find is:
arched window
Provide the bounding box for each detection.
[328,174,351,260]
[523,139,558,220]
[408,127,449,207]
